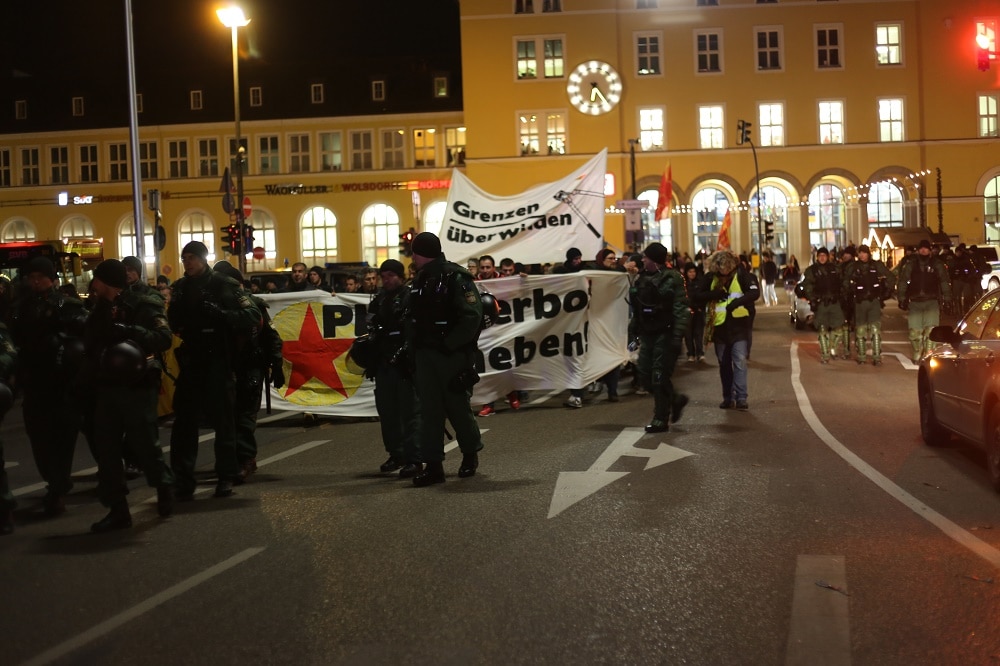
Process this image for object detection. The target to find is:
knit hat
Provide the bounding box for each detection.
[182,240,209,259]
[918,239,932,250]
[643,242,669,265]
[566,247,583,261]
[213,261,243,282]
[411,232,441,258]
[816,247,830,256]
[122,256,143,274]
[23,256,57,281]
[92,259,128,290]
[379,259,406,279]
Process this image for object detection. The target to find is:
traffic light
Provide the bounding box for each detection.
[764,219,775,243]
[736,119,752,146]
[979,46,992,71]
[399,227,415,257]
[221,224,239,255]
[243,225,255,254]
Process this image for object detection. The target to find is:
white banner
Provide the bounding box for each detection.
[261,271,629,416]
[439,149,609,265]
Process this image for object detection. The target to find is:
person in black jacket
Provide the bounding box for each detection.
[682,262,708,362]
[703,250,760,411]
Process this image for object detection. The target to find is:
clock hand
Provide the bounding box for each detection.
[590,83,607,104]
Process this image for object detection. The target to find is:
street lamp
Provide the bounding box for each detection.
[217,5,251,274]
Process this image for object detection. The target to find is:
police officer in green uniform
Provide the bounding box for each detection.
[213,261,285,484]
[629,242,690,433]
[842,244,895,366]
[83,259,175,532]
[0,324,18,534]
[369,259,421,477]
[406,232,483,486]
[898,239,952,363]
[169,241,261,499]
[123,255,160,300]
[11,256,87,516]
[803,247,846,364]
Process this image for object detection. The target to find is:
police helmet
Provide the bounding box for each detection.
[479,290,501,329]
[101,340,147,385]
[347,334,376,372]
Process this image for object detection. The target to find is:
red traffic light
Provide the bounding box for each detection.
[977,34,994,71]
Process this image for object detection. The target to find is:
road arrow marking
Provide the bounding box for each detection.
[548,427,694,519]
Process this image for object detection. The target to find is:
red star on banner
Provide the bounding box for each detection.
[281,304,355,398]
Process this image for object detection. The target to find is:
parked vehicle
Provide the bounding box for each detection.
[789,275,814,330]
[918,288,1000,490]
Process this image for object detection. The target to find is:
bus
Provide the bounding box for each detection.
[0,238,104,295]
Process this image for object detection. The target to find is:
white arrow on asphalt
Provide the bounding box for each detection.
[547,427,694,519]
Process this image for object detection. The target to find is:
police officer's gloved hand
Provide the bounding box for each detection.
[898,299,909,311]
[725,299,739,313]
[270,362,285,389]
[708,288,728,301]
[201,300,226,321]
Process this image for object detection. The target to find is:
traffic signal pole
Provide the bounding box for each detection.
[736,119,764,259]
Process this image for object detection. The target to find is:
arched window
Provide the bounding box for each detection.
[1,218,36,242]
[750,185,789,258]
[245,209,278,271]
[985,176,1000,244]
[637,187,671,250]
[867,182,904,228]
[692,187,730,255]
[301,206,337,265]
[361,203,400,265]
[118,217,156,275]
[808,183,846,250]
[423,201,446,236]
[178,211,217,262]
[58,216,95,240]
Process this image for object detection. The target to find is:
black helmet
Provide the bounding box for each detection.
[479,290,501,329]
[101,340,146,385]
[347,333,376,372]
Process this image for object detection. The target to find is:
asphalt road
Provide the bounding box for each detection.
[4,301,1000,665]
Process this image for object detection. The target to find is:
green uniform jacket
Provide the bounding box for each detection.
[81,290,172,388]
[10,287,87,385]
[802,262,842,305]
[897,254,953,303]
[168,267,261,349]
[406,257,483,352]
[370,284,410,360]
[842,258,896,302]
[628,268,690,341]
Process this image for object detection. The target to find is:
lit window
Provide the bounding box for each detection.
[639,108,665,150]
[543,39,564,77]
[979,93,999,138]
[878,98,904,142]
[698,105,724,149]
[867,182,904,227]
[516,40,537,79]
[178,212,217,262]
[818,100,844,144]
[516,37,563,79]
[445,127,466,166]
[695,30,722,73]
[319,131,342,171]
[300,207,338,265]
[875,23,902,65]
[808,183,846,249]
[362,203,401,266]
[518,111,565,156]
[758,103,784,146]
[1,219,36,242]
[636,33,661,75]
[413,128,436,167]
[434,76,449,98]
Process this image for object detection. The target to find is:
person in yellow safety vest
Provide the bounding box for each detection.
[703,249,759,411]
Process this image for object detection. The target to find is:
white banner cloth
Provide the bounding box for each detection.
[439,149,608,265]
[260,271,629,416]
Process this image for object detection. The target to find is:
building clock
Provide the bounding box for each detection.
[566,60,622,115]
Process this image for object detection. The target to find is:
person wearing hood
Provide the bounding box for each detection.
[552,247,583,274]
[704,249,759,410]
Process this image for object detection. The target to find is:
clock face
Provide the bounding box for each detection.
[566,61,622,115]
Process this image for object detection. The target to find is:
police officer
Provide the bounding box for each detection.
[369,259,421,477]
[83,259,175,532]
[842,244,895,366]
[406,232,483,486]
[213,261,285,484]
[169,241,261,499]
[803,247,846,364]
[629,242,690,433]
[898,239,952,363]
[950,243,979,315]
[10,256,87,516]
[123,255,160,300]
[0,324,17,534]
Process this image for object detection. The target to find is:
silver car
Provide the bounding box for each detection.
[918,289,1000,490]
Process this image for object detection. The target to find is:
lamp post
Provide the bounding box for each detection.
[217,6,250,275]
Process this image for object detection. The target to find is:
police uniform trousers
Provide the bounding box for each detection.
[637,332,683,423]
[95,384,174,507]
[907,299,940,361]
[374,361,420,464]
[234,365,264,466]
[170,348,240,491]
[853,299,884,362]
[22,381,80,497]
[413,347,482,463]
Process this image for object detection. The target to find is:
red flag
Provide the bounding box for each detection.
[717,208,732,250]
[654,163,672,221]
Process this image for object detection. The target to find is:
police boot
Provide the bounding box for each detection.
[0,510,13,536]
[831,326,846,359]
[872,327,884,366]
[908,328,923,363]
[398,462,423,479]
[91,501,132,533]
[856,337,867,365]
[818,327,831,363]
[921,327,936,359]
[413,461,445,487]
[458,453,479,478]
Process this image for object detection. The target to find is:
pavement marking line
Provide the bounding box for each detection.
[4,461,17,469]
[790,340,1000,570]
[19,546,266,666]
[444,429,487,455]
[12,412,297,498]
[255,439,330,467]
[786,555,851,666]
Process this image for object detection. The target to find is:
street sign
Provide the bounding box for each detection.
[222,193,234,214]
[243,196,252,218]
[252,246,265,260]
[615,198,647,210]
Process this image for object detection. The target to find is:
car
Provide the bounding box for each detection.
[974,245,1000,292]
[788,275,814,330]
[918,288,1000,490]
